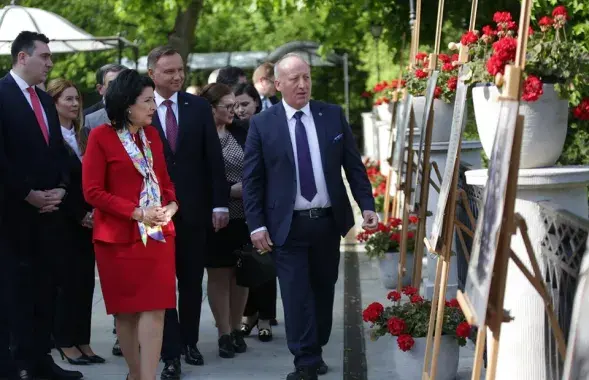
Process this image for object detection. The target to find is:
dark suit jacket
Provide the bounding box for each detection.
[83,100,104,117]
[0,73,69,229]
[242,100,375,246]
[151,91,228,226]
[269,95,279,105]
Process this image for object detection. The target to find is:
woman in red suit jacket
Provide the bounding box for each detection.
[82,69,178,380]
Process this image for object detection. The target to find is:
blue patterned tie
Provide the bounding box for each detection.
[293,111,317,202]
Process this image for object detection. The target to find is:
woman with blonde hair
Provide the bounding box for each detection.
[46,79,104,365]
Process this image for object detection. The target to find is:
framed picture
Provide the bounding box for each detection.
[428,65,471,251]
[463,100,520,327]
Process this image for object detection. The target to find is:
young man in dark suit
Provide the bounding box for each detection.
[0,31,83,380]
[253,62,279,111]
[243,53,378,380]
[82,63,126,116]
[147,46,230,380]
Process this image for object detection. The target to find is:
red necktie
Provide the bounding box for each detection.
[163,99,178,152]
[27,87,49,144]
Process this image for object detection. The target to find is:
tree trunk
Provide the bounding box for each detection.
[167,0,205,63]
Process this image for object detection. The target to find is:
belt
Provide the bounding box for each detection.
[293,207,333,219]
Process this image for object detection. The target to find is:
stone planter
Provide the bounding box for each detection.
[387,335,460,380]
[472,83,568,169]
[412,97,455,143]
[378,251,414,289]
[376,103,393,122]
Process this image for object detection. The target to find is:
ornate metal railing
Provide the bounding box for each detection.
[453,163,589,379]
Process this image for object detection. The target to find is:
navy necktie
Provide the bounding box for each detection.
[293,111,317,202]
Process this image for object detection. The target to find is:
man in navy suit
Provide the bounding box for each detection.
[146,46,229,380]
[243,53,377,380]
[0,31,83,380]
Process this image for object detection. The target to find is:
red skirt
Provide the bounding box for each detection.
[94,237,176,314]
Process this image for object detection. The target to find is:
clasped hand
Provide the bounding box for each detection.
[140,203,178,226]
[26,188,66,213]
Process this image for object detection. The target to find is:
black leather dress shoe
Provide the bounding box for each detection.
[183,345,203,366]
[36,356,83,379]
[286,367,318,380]
[160,358,181,380]
[317,360,328,375]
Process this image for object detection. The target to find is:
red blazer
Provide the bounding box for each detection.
[82,124,177,244]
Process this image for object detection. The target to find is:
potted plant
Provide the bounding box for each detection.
[371,79,406,122]
[403,51,461,143]
[454,6,589,168]
[363,288,471,380]
[357,216,418,289]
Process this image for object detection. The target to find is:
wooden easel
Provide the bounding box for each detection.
[453,1,567,379]
[409,0,444,289]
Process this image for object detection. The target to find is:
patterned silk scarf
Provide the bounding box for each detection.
[117,127,166,246]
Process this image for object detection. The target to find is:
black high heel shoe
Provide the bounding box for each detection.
[56,347,90,365]
[76,346,106,364]
[257,325,273,342]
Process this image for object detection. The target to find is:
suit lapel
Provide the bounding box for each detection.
[151,110,173,157]
[176,92,189,152]
[310,100,328,171]
[38,89,58,147]
[274,103,295,166]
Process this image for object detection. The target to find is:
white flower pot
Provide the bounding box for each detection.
[412,97,455,143]
[385,335,459,380]
[376,103,393,122]
[472,84,568,169]
[378,251,414,289]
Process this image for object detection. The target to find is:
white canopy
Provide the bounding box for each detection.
[0,4,133,55]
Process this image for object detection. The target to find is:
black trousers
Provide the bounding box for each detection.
[273,213,340,369]
[243,278,277,320]
[2,211,64,363]
[53,225,95,348]
[161,217,206,360]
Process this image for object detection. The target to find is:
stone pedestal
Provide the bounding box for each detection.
[361,112,376,158]
[420,141,483,300]
[465,166,589,380]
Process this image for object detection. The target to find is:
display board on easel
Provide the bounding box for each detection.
[454,0,567,378]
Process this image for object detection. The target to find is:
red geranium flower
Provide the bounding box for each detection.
[389,218,402,228]
[552,5,570,28]
[410,294,424,303]
[456,322,471,338]
[406,231,415,240]
[387,317,407,336]
[415,52,428,61]
[387,290,402,302]
[521,75,543,102]
[445,298,460,308]
[408,215,419,224]
[447,76,458,91]
[434,86,442,99]
[460,30,478,46]
[441,62,454,72]
[493,11,512,24]
[482,25,496,37]
[438,53,451,63]
[362,302,384,323]
[397,334,415,351]
[402,286,418,296]
[390,233,401,242]
[415,69,428,79]
[486,55,506,76]
[573,98,589,121]
[361,91,372,98]
[539,16,553,32]
[492,36,517,63]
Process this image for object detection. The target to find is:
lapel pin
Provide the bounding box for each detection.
[184,102,188,105]
[318,112,323,116]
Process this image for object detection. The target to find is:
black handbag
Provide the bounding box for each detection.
[234,243,276,288]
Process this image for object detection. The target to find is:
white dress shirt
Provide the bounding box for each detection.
[260,96,273,111]
[10,70,50,135]
[251,100,331,235]
[154,91,179,138]
[154,90,228,214]
[283,100,331,210]
[61,126,82,160]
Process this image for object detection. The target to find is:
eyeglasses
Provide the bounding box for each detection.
[217,103,235,112]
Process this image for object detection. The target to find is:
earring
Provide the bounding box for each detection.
[128,109,132,114]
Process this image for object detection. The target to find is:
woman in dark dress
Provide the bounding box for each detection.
[200,83,250,359]
[232,83,278,342]
[46,79,105,365]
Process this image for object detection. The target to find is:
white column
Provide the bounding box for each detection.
[361,112,375,158]
[465,167,589,380]
[422,141,483,300]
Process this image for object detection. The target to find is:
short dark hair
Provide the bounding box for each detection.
[105,69,155,130]
[11,31,50,64]
[199,83,233,107]
[232,83,262,115]
[216,66,246,87]
[147,46,180,70]
[95,63,127,85]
